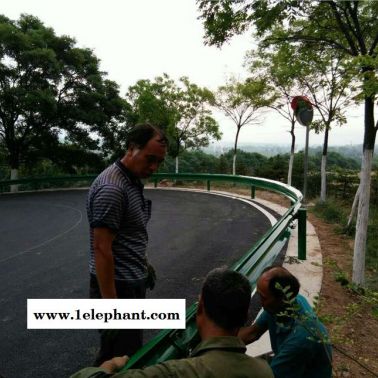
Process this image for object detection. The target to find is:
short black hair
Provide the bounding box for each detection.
[262,266,300,300]
[126,124,168,149]
[201,268,251,330]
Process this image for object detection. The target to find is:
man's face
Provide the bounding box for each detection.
[256,275,282,315]
[127,135,167,178]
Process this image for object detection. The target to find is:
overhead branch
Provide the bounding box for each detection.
[218,103,239,125]
[345,1,367,54]
[268,34,354,56]
[327,1,359,55]
[268,105,292,123]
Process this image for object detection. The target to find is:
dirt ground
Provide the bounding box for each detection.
[155,182,378,376]
[309,214,378,378]
[257,189,378,377]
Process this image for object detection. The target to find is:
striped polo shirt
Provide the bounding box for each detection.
[87,160,151,285]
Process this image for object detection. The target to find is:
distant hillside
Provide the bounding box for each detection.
[203,143,292,157]
[203,143,365,161]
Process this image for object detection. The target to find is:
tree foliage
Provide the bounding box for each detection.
[198,0,378,144]
[216,76,277,174]
[0,14,129,173]
[198,0,378,285]
[127,74,221,160]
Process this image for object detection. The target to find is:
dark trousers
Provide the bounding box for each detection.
[89,274,146,366]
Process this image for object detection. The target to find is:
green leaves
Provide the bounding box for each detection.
[0,14,129,171]
[126,74,221,161]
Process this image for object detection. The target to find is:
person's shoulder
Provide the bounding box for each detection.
[296,294,310,304]
[91,165,130,193]
[255,308,273,327]
[245,356,274,377]
[296,294,314,313]
[102,163,128,183]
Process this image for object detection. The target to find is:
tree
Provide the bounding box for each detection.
[256,42,352,200]
[298,50,352,202]
[246,45,303,185]
[0,14,129,187]
[24,140,105,175]
[198,0,378,286]
[127,74,221,173]
[215,77,276,175]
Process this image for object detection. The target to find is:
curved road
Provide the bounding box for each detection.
[0,189,273,378]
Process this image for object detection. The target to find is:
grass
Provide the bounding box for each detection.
[310,197,378,290]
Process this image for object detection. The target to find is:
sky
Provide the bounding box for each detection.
[1,0,367,149]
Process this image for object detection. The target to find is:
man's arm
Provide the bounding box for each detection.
[94,227,117,299]
[71,356,173,378]
[238,323,267,345]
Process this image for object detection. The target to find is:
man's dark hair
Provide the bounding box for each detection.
[126,124,168,149]
[201,267,251,330]
[262,266,300,300]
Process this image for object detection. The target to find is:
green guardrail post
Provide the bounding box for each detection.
[207,180,211,191]
[154,179,158,188]
[251,185,256,199]
[298,208,307,260]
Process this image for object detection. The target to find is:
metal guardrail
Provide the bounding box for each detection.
[124,173,305,370]
[0,175,96,192]
[0,173,305,370]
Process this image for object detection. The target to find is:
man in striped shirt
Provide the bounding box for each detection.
[87,124,167,365]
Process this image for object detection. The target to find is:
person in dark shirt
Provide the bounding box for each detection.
[239,266,332,378]
[72,268,273,378]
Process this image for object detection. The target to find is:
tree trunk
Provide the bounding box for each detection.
[320,155,327,202]
[352,95,377,285]
[287,153,294,187]
[233,126,241,175]
[347,185,360,229]
[353,148,373,286]
[320,126,330,202]
[175,156,179,174]
[232,153,237,176]
[10,168,19,193]
[9,147,20,193]
[287,120,296,186]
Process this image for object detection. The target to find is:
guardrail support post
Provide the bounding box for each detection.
[251,186,256,199]
[298,208,307,260]
[207,180,211,191]
[154,179,158,188]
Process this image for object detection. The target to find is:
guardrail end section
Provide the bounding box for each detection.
[297,207,307,260]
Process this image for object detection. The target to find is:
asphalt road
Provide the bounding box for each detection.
[0,189,272,378]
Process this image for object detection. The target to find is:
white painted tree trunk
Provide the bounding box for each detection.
[288,120,295,187]
[352,149,373,286]
[320,155,327,202]
[232,153,237,175]
[10,169,19,193]
[347,185,360,229]
[287,153,294,186]
[175,156,179,174]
